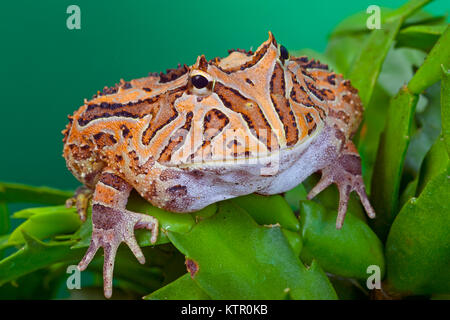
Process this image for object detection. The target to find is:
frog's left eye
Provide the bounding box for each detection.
[189,71,214,96]
[192,74,209,89]
[280,45,289,61]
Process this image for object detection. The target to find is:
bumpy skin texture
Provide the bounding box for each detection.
[63,32,375,298]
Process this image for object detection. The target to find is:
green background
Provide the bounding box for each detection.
[0,0,446,190]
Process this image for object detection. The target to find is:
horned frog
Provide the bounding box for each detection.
[62,32,375,298]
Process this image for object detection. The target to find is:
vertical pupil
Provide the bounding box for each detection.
[192,75,209,89]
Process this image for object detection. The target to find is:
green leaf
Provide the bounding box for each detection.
[0,202,9,236]
[0,268,63,300]
[144,273,211,300]
[399,178,418,209]
[0,235,8,252]
[281,229,303,256]
[417,135,449,195]
[299,200,385,280]
[167,201,337,300]
[283,183,307,212]
[347,0,432,107]
[7,207,81,246]
[69,208,93,249]
[378,48,427,96]
[404,83,442,176]
[408,25,450,94]
[442,64,450,157]
[358,47,426,189]
[385,162,450,294]
[0,182,73,205]
[357,83,391,190]
[12,205,74,219]
[231,193,300,232]
[0,232,84,286]
[397,24,447,52]
[348,20,401,106]
[327,276,368,300]
[190,203,218,223]
[325,35,364,75]
[370,86,418,240]
[385,0,433,22]
[0,220,8,258]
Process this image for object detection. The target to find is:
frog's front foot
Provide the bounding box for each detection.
[77,171,158,298]
[66,186,93,222]
[78,204,158,298]
[307,141,375,229]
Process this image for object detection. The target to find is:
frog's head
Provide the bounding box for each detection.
[173,31,291,153]
[186,31,289,107]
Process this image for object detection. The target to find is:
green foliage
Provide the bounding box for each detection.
[168,202,336,300]
[0,0,448,299]
[299,200,385,280]
[386,139,449,294]
[370,87,419,239]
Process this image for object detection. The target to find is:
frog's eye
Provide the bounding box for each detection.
[189,71,214,96]
[191,74,209,89]
[280,45,289,62]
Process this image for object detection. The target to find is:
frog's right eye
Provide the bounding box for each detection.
[191,74,209,89]
[280,45,289,60]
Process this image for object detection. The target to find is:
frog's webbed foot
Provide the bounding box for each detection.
[66,186,93,222]
[77,171,159,298]
[307,141,375,229]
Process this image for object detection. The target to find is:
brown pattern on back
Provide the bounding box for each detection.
[270,62,298,146]
[158,111,194,163]
[214,82,277,151]
[141,87,186,145]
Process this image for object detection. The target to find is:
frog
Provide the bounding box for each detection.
[62,32,375,298]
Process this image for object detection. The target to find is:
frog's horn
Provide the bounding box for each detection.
[267,31,277,47]
[250,31,278,60]
[194,55,208,72]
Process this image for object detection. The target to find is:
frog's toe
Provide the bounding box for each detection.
[133,212,159,244]
[77,227,121,298]
[66,186,93,222]
[307,175,333,200]
[355,183,376,219]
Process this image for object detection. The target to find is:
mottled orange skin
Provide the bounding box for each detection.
[62,32,375,298]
